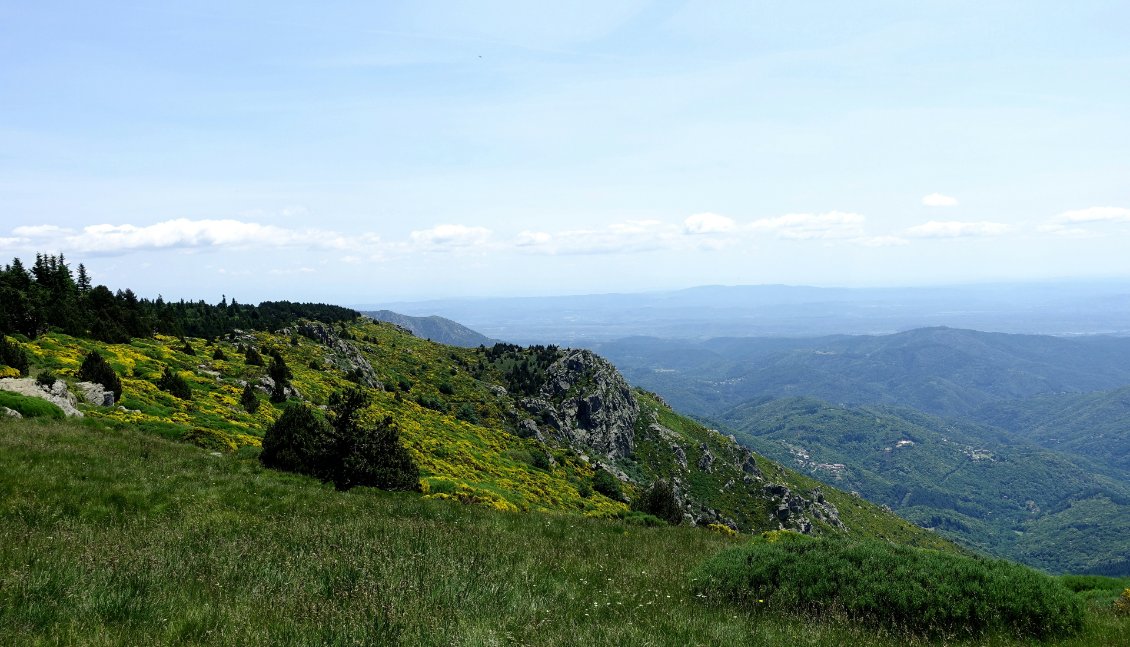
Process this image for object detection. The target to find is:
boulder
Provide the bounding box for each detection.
[0,378,83,417]
[536,349,639,460]
[76,381,115,407]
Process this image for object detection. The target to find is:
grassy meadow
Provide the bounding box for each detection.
[2,416,1128,646]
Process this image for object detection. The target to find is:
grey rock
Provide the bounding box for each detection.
[0,378,83,417]
[534,349,639,461]
[697,443,715,473]
[291,322,383,390]
[3,406,21,418]
[672,444,688,470]
[76,381,115,407]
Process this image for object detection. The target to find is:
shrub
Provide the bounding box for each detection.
[592,468,624,502]
[691,533,1084,638]
[633,479,682,525]
[180,340,196,356]
[244,346,264,366]
[78,350,123,401]
[35,370,58,388]
[0,390,65,419]
[259,388,420,492]
[1115,588,1130,616]
[268,352,291,402]
[212,347,227,361]
[259,403,336,481]
[0,336,29,376]
[156,367,191,400]
[240,382,259,413]
[455,402,479,424]
[438,382,455,395]
[529,450,551,470]
[415,393,447,413]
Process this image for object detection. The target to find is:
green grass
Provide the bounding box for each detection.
[0,390,65,419]
[692,532,1084,638]
[2,417,1128,646]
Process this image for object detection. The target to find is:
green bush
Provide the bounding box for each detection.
[0,336,29,376]
[0,390,66,419]
[240,382,260,413]
[78,350,123,401]
[244,346,264,366]
[156,367,191,400]
[259,403,336,481]
[592,468,624,502]
[212,347,227,361]
[633,479,682,525]
[691,533,1084,638]
[415,393,447,413]
[259,389,420,492]
[35,370,58,387]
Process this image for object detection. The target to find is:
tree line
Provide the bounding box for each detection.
[0,253,359,342]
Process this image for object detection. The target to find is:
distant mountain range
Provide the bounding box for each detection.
[593,326,1130,575]
[363,310,498,348]
[361,281,1130,344]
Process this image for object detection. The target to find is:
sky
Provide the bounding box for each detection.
[2,1,1129,304]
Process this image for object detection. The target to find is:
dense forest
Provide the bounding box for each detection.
[0,253,358,342]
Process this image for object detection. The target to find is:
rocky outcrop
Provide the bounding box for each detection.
[76,381,115,407]
[3,407,20,418]
[527,349,639,461]
[762,482,845,533]
[697,443,715,473]
[289,322,382,390]
[0,378,83,417]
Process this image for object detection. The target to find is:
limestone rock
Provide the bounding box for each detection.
[0,378,83,417]
[3,406,21,418]
[290,322,383,390]
[76,381,115,407]
[697,443,715,473]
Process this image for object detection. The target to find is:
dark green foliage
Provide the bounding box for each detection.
[633,479,682,525]
[156,368,191,400]
[240,383,259,414]
[0,336,29,376]
[592,468,624,502]
[480,343,561,397]
[529,450,551,471]
[244,347,264,366]
[259,403,336,481]
[0,391,65,419]
[260,389,420,492]
[693,533,1085,638]
[180,340,196,356]
[212,347,226,361]
[35,370,57,388]
[455,402,480,424]
[77,350,123,401]
[267,352,291,403]
[438,381,454,395]
[414,393,447,413]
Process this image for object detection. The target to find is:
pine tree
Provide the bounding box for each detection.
[240,382,259,413]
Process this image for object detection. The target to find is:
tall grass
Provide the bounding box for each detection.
[692,531,1084,639]
[2,417,1127,646]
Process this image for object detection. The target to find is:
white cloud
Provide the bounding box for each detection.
[12,224,75,237]
[3,218,366,255]
[922,193,958,207]
[852,235,909,247]
[409,224,492,249]
[515,231,552,246]
[684,212,736,234]
[904,220,1011,238]
[1055,206,1130,223]
[1037,224,1095,238]
[748,211,866,240]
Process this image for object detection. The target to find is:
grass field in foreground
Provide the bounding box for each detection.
[2,417,1127,646]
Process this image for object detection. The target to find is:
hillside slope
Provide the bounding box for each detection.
[596,327,1130,419]
[717,397,1130,575]
[363,310,498,347]
[1,318,945,548]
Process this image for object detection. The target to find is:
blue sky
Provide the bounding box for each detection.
[2,1,1128,303]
